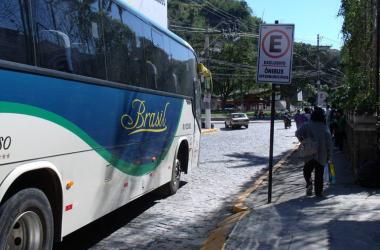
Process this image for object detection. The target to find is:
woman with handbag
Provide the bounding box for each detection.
[296,107,333,197]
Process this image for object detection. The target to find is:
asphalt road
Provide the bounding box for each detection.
[55,121,298,250]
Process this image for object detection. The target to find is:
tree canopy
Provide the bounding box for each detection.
[334,0,377,114]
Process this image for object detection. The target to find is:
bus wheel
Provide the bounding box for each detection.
[169,158,181,194]
[0,188,54,250]
[158,156,182,196]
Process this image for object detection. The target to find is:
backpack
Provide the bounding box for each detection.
[297,125,319,159]
[298,137,318,158]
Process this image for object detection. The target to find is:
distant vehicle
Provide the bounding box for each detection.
[225,113,250,129]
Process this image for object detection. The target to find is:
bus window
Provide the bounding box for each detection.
[148,28,170,91]
[159,36,175,93]
[0,0,33,64]
[104,1,145,86]
[31,0,106,79]
[170,40,187,95]
[103,1,129,84]
[141,23,154,89]
[185,49,196,96]
[121,9,145,86]
[152,29,164,49]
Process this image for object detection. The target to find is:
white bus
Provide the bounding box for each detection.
[0,0,201,248]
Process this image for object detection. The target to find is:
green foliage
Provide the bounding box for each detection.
[168,0,262,107]
[283,42,341,107]
[336,0,377,114]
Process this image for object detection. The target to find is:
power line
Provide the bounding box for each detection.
[205,58,255,69]
[320,36,341,44]
[204,1,259,30]
[169,24,208,31]
[187,0,259,32]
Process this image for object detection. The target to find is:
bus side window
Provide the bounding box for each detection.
[150,28,170,91]
[0,0,33,65]
[31,0,106,79]
[103,1,128,83]
[172,72,178,93]
[121,9,145,86]
[146,60,157,90]
[103,1,145,86]
[185,49,196,96]
[170,40,187,95]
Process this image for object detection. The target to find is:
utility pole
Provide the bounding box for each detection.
[316,34,322,107]
[376,0,380,151]
[240,81,244,111]
[317,34,321,87]
[377,1,380,119]
[204,25,212,129]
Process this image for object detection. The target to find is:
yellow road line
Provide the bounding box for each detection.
[201,128,219,134]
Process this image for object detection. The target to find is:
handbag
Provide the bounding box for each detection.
[297,137,319,159]
[329,162,336,184]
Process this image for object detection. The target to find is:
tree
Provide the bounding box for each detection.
[277,42,342,108]
[168,0,262,109]
[335,0,377,113]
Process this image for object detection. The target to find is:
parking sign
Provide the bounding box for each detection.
[257,24,294,84]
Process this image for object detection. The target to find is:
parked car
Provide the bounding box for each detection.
[225,113,249,129]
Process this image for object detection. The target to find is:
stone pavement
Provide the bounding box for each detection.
[225,148,380,250]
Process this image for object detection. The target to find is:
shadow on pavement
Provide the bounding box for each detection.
[225,151,289,169]
[54,182,189,250]
[225,149,380,250]
[219,127,249,132]
[54,193,159,250]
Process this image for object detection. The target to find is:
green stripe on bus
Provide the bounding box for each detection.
[0,101,173,176]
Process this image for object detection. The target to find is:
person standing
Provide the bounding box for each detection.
[296,107,333,197]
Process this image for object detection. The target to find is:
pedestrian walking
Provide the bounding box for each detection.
[296,107,333,197]
[283,112,292,129]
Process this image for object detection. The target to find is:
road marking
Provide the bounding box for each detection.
[201,128,219,135]
[201,144,299,250]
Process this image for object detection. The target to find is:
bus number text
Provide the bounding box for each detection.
[0,136,12,151]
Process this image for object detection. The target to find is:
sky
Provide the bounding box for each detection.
[247,0,344,50]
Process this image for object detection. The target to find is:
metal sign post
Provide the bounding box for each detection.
[256,21,294,203]
[268,83,276,204]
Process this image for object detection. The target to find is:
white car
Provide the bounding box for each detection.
[225,113,249,129]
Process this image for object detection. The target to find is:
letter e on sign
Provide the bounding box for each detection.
[270,35,282,53]
[257,24,294,84]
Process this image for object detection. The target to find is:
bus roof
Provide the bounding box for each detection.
[115,0,195,55]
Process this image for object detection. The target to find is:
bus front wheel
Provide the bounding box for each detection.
[0,188,54,250]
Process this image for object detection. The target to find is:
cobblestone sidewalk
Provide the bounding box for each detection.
[225,149,380,250]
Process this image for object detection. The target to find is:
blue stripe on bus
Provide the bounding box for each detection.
[0,69,183,173]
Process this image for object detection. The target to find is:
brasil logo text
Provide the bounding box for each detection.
[120,99,169,135]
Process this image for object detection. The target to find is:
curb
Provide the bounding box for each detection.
[201,144,299,250]
[201,128,220,135]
